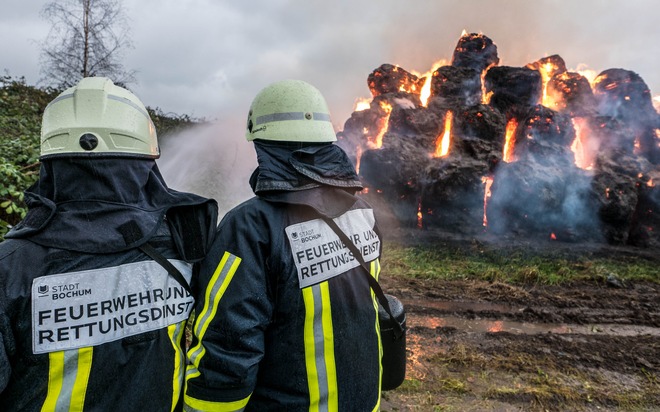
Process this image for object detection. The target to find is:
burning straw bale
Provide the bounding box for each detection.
[388,102,441,138]
[368,64,425,97]
[629,170,660,248]
[429,65,482,107]
[526,54,568,79]
[451,32,499,72]
[546,72,598,117]
[591,148,655,244]
[593,68,660,165]
[452,104,506,169]
[340,31,660,246]
[484,66,543,117]
[421,157,490,232]
[513,104,576,168]
[359,137,431,227]
[486,161,600,241]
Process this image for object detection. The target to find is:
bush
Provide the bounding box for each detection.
[0,76,58,239]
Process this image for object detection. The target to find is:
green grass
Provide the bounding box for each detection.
[381,243,659,285]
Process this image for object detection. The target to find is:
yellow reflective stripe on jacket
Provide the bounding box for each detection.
[303,281,338,412]
[183,394,251,412]
[186,252,241,381]
[41,347,93,412]
[169,321,186,411]
[370,259,383,412]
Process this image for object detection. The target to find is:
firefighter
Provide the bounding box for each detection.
[0,77,217,411]
[184,80,383,411]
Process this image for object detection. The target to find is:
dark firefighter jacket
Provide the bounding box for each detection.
[184,142,383,412]
[0,158,217,411]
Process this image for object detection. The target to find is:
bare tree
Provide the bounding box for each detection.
[39,0,136,88]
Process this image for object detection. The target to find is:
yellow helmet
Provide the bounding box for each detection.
[246,79,336,142]
[40,77,159,159]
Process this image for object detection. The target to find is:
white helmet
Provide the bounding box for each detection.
[40,77,159,159]
[246,79,337,143]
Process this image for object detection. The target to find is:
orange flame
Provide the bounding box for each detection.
[550,233,557,240]
[575,63,598,87]
[433,111,453,157]
[416,200,423,229]
[367,101,392,149]
[571,117,594,170]
[411,59,448,107]
[353,97,371,112]
[503,119,518,162]
[538,62,559,107]
[482,176,494,227]
[480,63,496,104]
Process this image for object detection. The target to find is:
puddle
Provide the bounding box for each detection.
[408,315,660,336]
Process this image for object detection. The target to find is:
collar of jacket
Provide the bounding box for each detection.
[5,158,217,254]
[249,141,363,194]
[260,186,359,218]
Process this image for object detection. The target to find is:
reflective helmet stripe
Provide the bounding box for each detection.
[255,112,331,125]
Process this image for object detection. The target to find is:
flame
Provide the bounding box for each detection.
[482,90,494,105]
[653,95,660,112]
[649,179,655,187]
[410,59,448,107]
[482,176,494,227]
[354,97,371,112]
[503,118,518,162]
[480,63,496,104]
[367,101,392,149]
[433,111,453,157]
[575,63,598,87]
[461,29,468,37]
[416,200,423,229]
[571,117,594,169]
[538,62,560,107]
[550,233,557,240]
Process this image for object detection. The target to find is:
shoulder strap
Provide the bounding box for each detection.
[118,220,193,297]
[139,243,193,297]
[320,216,404,339]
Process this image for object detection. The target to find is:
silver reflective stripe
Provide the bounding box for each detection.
[184,404,246,412]
[55,351,79,411]
[311,284,330,412]
[107,94,150,118]
[44,93,74,109]
[255,112,331,125]
[313,112,331,122]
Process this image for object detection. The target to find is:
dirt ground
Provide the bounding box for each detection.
[377,228,660,412]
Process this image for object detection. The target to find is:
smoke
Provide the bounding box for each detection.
[157,118,256,219]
